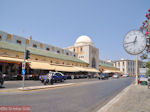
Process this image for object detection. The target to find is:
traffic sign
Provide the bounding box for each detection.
[22,62,25,69]
[22,69,26,75]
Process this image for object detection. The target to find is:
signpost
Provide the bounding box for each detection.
[22,69,26,75]
[22,38,31,89]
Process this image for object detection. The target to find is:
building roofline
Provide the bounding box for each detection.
[0,41,88,64]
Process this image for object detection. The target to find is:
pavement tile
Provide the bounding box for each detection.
[105,84,150,112]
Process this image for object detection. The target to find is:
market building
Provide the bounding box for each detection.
[0,31,99,80]
[99,60,121,76]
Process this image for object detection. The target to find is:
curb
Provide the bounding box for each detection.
[18,83,78,91]
[97,84,133,112]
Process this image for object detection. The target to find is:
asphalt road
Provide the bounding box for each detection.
[0,77,134,112]
[1,78,103,89]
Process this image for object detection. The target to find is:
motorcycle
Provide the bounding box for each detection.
[43,78,53,85]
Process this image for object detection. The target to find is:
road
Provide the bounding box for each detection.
[0,77,134,112]
[1,78,101,89]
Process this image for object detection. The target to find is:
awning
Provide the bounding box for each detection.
[103,69,122,73]
[29,61,55,70]
[74,67,100,73]
[103,70,112,73]
[54,65,79,72]
[0,56,23,62]
[99,65,121,73]
[86,67,100,73]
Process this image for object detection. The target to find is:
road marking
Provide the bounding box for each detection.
[0,89,18,93]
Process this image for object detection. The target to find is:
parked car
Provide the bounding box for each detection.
[122,74,129,77]
[98,73,109,80]
[39,72,67,83]
[54,72,67,82]
[112,74,119,78]
[0,72,4,87]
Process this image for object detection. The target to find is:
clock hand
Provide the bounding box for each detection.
[133,36,137,43]
[124,41,134,44]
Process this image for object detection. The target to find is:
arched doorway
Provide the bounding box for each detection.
[92,58,96,68]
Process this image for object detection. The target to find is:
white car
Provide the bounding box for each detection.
[122,74,129,77]
[113,74,119,78]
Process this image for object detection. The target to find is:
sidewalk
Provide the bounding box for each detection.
[98,84,150,112]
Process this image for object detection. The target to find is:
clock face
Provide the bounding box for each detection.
[123,30,146,55]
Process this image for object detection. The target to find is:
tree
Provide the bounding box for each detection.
[146,61,150,77]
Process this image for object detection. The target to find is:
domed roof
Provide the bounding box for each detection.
[74,35,93,46]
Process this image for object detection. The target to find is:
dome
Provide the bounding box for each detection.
[74,35,93,46]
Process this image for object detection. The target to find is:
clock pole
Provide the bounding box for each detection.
[135,55,138,85]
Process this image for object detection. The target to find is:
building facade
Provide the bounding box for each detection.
[0,31,100,80]
[114,58,145,76]
[0,31,77,57]
[99,60,120,74]
[65,35,99,69]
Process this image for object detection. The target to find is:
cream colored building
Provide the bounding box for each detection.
[65,35,99,69]
[114,58,145,76]
[0,31,100,80]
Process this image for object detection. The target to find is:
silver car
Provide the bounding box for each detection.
[112,74,119,78]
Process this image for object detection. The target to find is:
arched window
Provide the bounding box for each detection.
[92,58,96,68]
[80,47,83,52]
[33,44,37,48]
[46,48,50,51]
[0,35,2,41]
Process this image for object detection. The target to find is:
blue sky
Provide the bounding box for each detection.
[0,0,149,60]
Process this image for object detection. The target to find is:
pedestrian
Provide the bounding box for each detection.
[71,75,74,79]
[147,76,150,89]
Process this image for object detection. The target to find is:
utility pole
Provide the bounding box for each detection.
[135,55,138,85]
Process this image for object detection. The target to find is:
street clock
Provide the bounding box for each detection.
[123,30,146,55]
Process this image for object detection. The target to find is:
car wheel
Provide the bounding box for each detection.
[44,80,47,85]
[50,79,54,85]
[0,82,3,87]
[41,80,44,83]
